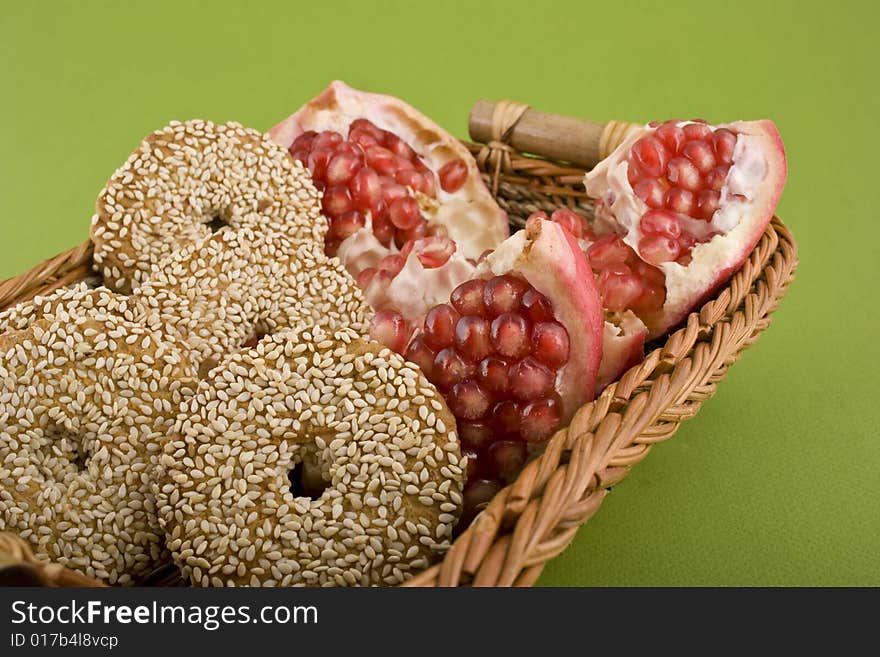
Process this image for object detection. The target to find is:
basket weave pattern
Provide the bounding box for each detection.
[0,140,797,588]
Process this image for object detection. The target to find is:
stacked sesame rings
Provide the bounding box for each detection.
[156,325,465,587]
[135,226,371,377]
[0,285,198,584]
[90,120,326,294]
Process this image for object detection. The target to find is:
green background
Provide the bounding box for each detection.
[1,1,877,585]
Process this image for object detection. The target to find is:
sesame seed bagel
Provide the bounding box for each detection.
[135,226,371,377]
[156,325,464,587]
[90,119,325,294]
[0,285,198,584]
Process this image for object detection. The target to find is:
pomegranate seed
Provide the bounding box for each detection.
[326,153,362,187]
[459,422,494,450]
[349,168,382,212]
[531,323,570,368]
[438,159,468,193]
[384,133,417,161]
[388,197,422,230]
[369,310,409,354]
[349,130,380,150]
[487,441,527,484]
[372,214,395,246]
[683,123,712,141]
[549,208,587,238]
[365,146,399,177]
[463,449,480,480]
[395,222,427,248]
[378,253,406,276]
[491,400,522,437]
[415,236,455,268]
[519,395,563,443]
[483,275,529,316]
[629,137,669,178]
[509,356,555,402]
[600,273,644,311]
[324,238,340,258]
[665,187,695,215]
[520,289,555,324]
[289,149,310,164]
[712,129,737,165]
[356,267,377,289]
[322,185,354,218]
[404,335,436,377]
[289,130,317,154]
[478,356,511,395]
[454,316,493,361]
[632,282,666,313]
[705,165,730,191]
[634,259,667,288]
[490,313,531,359]
[334,141,365,160]
[640,209,682,238]
[432,348,476,390]
[424,304,460,350]
[654,123,686,154]
[633,179,666,209]
[307,149,333,180]
[639,235,681,264]
[666,157,702,192]
[396,169,431,195]
[332,210,366,240]
[448,380,492,420]
[587,234,631,269]
[695,189,721,220]
[348,118,384,140]
[682,140,716,174]
[462,479,501,516]
[312,131,343,151]
[451,279,488,316]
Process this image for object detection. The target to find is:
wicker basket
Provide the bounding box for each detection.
[0,107,797,587]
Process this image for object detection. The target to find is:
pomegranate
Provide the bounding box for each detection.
[372,218,603,525]
[269,81,508,323]
[584,119,787,337]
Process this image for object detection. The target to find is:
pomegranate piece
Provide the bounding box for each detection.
[584,118,787,337]
[402,218,604,523]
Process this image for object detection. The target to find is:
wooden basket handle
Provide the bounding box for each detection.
[468,99,642,169]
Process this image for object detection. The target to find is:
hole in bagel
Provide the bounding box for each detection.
[204,215,228,233]
[288,456,329,500]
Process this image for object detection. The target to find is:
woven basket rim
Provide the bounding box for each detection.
[0,140,798,587]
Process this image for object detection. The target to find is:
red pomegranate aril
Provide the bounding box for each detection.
[332,210,366,240]
[334,141,365,160]
[633,179,667,209]
[384,133,417,161]
[363,146,399,177]
[415,236,455,268]
[322,186,353,218]
[395,222,427,248]
[600,272,644,312]
[312,131,343,151]
[451,279,488,316]
[461,479,501,518]
[705,165,730,192]
[491,400,521,437]
[448,380,492,420]
[508,356,555,402]
[290,149,310,164]
[712,128,737,165]
[423,303,460,350]
[683,123,712,141]
[388,196,422,230]
[489,313,531,359]
[549,208,587,238]
[396,169,430,195]
[372,214,395,246]
[483,275,528,316]
[655,122,686,154]
[307,149,333,180]
[348,118,384,139]
[667,157,702,192]
[477,356,511,395]
[639,234,681,264]
[326,152,362,187]
[520,289,555,324]
[695,189,721,220]
[629,137,668,178]
[587,235,631,269]
[438,159,468,193]
[356,267,377,289]
[378,253,406,276]
[454,316,492,361]
[640,209,682,238]
[519,395,563,444]
[682,140,716,174]
[463,449,480,481]
[487,440,527,484]
[665,187,695,215]
[349,168,382,212]
[403,336,436,377]
[349,130,380,150]
[531,322,570,368]
[459,422,494,450]
[369,310,409,354]
[432,348,475,389]
[289,130,317,154]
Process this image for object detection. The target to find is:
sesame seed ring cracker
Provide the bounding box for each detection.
[90,119,326,294]
[135,226,371,377]
[0,285,198,584]
[156,325,465,587]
